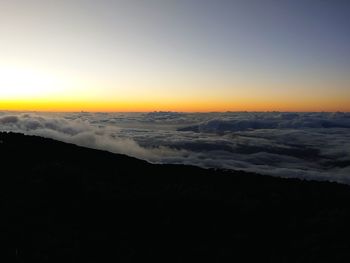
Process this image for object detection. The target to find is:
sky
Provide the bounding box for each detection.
[0,0,349,112]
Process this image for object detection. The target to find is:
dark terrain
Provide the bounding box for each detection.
[1,132,350,262]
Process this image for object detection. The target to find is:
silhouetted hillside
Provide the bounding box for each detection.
[1,132,350,262]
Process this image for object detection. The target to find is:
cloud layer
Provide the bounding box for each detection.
[1,111,350,184]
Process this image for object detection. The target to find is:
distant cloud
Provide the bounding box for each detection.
[0,115,19,124]
[179,112,350,133]
[1,111,350,184]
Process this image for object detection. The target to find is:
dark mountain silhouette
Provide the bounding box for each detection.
[1,132,350,262]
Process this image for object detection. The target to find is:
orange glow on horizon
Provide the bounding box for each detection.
[0,65,348,113]
[1,98,349,113]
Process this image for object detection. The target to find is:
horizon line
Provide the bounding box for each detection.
[1,109,349,114]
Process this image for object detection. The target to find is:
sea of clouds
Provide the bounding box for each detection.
[1,111,350,184]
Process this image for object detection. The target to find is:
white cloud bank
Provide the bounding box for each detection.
[1,111,350,184]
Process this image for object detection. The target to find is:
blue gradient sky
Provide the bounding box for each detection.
[0,0,349,111]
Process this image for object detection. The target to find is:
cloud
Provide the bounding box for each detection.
[0,115,19,124]
[1,111,350,184]
[179,112,350,133]
[0,113,180,160]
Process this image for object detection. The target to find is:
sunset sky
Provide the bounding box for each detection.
[0,0,349,112]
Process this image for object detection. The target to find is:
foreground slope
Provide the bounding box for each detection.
[1,132,350,262]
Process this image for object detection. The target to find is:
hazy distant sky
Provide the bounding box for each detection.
[0,0,349,111]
